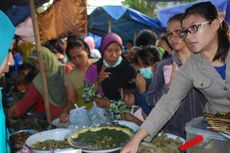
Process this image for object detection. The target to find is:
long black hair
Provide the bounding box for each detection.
[135,29,158,47]
[133,46,161,66]
[168,13,184,24]
[182,2,229,62]
[66,37,90,59]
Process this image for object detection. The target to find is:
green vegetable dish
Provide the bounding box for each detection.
[68,126,133,150]
[138,133,184,153]
[32,140,70,150]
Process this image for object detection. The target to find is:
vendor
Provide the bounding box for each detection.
[59,37,95,123]
[121,2,230,153]
[8,47,68,120]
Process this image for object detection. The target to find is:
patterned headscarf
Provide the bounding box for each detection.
[100,33,123,55]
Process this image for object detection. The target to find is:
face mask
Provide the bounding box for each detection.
[103,56,122,68]
[139,67,154,79]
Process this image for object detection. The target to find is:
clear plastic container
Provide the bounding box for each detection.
[185,116,230,153]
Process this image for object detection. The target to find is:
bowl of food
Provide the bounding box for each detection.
[113,120,139,132]
[67,125,133,153]
[25,128,81,153]
[138,132,185,153]
[10,129,37,152]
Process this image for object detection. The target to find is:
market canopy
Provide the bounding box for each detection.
[0,0,50,26]
[88,5,164,43]
[157,0,230,28]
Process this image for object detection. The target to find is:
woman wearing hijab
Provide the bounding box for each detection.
[0,10,15,153]
[82,33,135,109]
[8,47,67,120]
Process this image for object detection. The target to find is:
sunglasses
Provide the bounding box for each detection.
[181,20,212,38]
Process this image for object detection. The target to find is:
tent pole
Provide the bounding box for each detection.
[108,17,112,33]
[134,32,137,44]
[29,0,51,124]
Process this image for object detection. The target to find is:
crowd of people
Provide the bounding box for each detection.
[0,1,229,152]
[121,2,230,153]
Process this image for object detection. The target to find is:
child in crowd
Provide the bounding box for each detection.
[109,82,146,126]
[133,46,161,115]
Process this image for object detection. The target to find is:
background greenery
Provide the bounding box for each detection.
[122,0,199,18]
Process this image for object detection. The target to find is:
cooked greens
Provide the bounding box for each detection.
[138,133,183,153]
[32,139,70,150]
[72,128,130,149]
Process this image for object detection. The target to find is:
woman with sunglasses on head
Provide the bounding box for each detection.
[146,13,206,138]
[121,2,230,153]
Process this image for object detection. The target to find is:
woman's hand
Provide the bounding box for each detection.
[59,112,69,123]
[135,73,146,93]
[122,113,143,126]
[95,98,110,108]
[120,129,148,153]
[122,113,136,122]
[120,140,139,153]
[98,66,111,84]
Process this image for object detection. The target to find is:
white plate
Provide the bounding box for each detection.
[10,129,38,136]
[26,128,78,153]
[158,133,185,143]
[219,131,230,139]
[113,120,139,132]
[82,147,120,153]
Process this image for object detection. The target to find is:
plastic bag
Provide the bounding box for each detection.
[69,107,91,127]
[88,102,111,125]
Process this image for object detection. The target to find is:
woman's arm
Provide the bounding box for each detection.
[82,64,98,102]
[7,83,42,117]
[142,64,193,137]
[120,129,149,153]
[59,85,76,122]
[122,113,143,126]
[122,61,193,153]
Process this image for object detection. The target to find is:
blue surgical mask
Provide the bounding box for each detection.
[103,56,122,68]
[139,67,154,79]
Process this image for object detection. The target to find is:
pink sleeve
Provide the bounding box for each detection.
[84,64,99,84]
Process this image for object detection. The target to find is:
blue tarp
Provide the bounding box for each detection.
[6,6,30,26]
[4,0,230,43]
[158,0,230,27]
[88,5,164,43]
[1,0,48,26]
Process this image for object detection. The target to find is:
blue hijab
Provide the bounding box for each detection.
[0,10,15,153]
